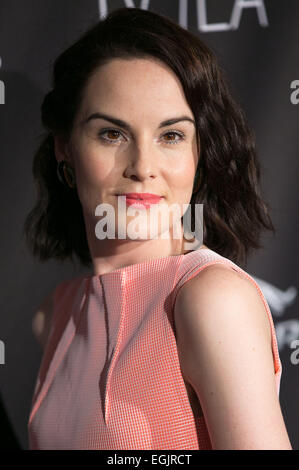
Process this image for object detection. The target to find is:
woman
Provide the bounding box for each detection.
[24,7,292,450]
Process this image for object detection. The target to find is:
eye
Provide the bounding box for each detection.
[98,129,125,144]
[162,131,185,145]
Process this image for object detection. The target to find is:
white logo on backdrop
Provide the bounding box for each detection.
[252,275,297,316]
[252,275,298,355]
[98,0,269,31]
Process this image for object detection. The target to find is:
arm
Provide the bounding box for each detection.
[32,290,54,351]
[174,264,292,450]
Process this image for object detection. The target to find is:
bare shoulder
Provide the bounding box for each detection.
[180,263,256,295]
[174,263,273,369]
[175,263,272,346]
[173,263,292,449]
[32,289,54,350]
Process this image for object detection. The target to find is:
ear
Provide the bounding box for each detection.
[53,134,72,164]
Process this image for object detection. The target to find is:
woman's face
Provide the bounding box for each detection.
[55,57,199,252]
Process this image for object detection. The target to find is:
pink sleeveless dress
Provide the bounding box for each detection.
[28,248,282,450]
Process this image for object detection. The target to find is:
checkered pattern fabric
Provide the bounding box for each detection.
[28,248,282,449]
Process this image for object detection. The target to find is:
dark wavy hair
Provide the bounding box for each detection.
[23,7,275,270]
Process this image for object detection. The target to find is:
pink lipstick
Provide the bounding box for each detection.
[117,193,163,209]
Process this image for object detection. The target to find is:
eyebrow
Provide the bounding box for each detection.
[81,112,195,130]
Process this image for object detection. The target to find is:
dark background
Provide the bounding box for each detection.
[0,0,298,450]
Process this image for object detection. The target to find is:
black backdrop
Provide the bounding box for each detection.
[0,0,298,450]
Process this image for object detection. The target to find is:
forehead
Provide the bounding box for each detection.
[79,57,190,112]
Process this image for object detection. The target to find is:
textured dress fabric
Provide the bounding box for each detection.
[28,248,282,450]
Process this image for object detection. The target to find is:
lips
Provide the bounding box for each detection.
[116,193,163,209]
[117,193,162,201]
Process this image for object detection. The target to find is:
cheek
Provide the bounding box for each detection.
[170,158,196,190]
[75,150,113,188]
[72,150,116,211]
[168,158,197,208]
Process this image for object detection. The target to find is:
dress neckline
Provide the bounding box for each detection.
[84,247,210,280]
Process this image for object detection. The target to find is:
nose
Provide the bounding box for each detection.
[123,140,158,182]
